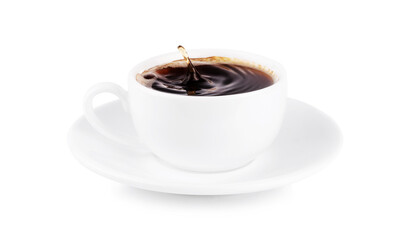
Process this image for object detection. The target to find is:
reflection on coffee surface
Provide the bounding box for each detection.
[136,46,275,96]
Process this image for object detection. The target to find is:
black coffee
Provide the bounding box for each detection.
[137,47,274,96]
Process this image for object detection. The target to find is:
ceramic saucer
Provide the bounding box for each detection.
[68,99,342,195]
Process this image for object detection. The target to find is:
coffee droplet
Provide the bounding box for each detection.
[143,73,156,79]
[177,45,192,65]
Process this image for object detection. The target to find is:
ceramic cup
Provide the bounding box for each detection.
[83,49,287,172]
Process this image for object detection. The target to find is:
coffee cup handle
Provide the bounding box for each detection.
[83,82,134,146]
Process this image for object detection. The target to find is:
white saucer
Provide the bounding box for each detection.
[68,99,342,195]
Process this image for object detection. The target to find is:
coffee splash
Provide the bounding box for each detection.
[176,45,214,95]
[136,46,275,96]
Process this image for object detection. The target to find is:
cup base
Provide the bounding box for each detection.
[153,154,258,173]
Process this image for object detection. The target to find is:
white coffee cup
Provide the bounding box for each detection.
[84,49,287,172]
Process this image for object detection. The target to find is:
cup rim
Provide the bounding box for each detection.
[128,48,286,99]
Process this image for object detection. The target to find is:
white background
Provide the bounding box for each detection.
[1,0,406,239]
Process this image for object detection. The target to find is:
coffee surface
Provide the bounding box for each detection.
[138,57,274,96]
